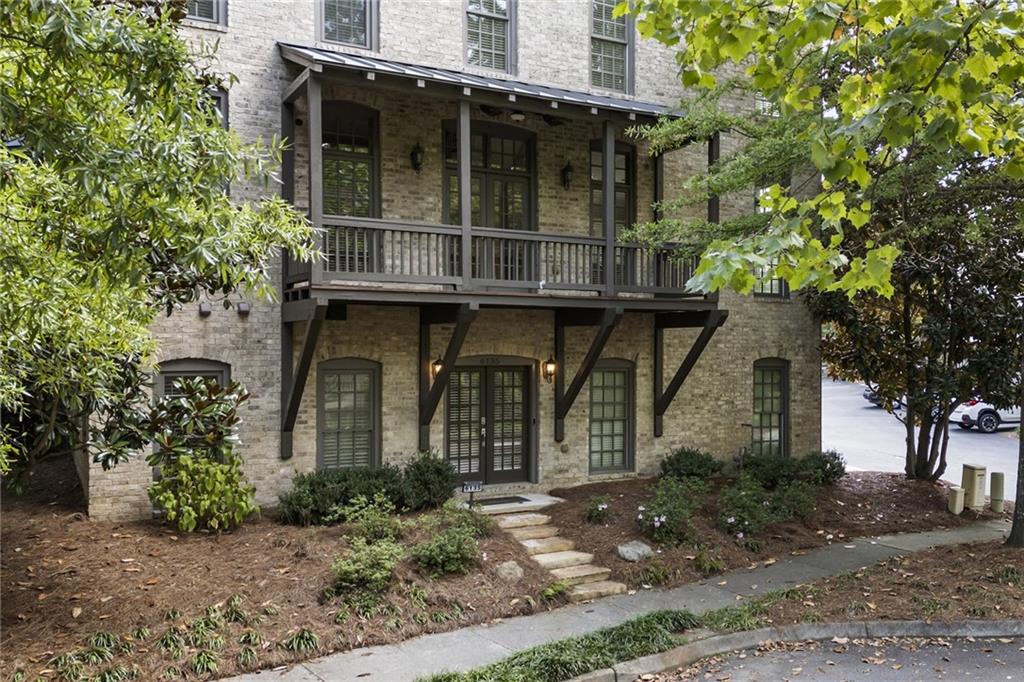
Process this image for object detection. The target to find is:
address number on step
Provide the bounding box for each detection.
[462,481,483,493]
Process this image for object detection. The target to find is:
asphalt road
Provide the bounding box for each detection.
[822,379,1020,502]
[673,636,1023,681]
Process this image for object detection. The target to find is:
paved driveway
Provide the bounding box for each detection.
[822,379,1019,502]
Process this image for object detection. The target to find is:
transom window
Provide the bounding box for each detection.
[443,123,534,230]
[322,0,376,48]
[157,358,229,399]
[186,0,223,24]
[591,0,631,92]
[589,360,634,472]
[467,0,514,73]
[752,359,789,457]
[318,359,381,470]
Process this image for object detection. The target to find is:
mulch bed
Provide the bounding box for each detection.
[1,459,553,681]
[550,472,1008,590]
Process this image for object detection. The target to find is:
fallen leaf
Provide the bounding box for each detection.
[71,607,82,619]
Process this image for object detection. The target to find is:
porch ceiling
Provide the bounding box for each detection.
[279,43,672,121]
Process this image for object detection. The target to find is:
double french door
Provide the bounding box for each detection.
[445,365,531,484]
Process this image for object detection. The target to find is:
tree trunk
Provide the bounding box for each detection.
[1007,369,1024,548]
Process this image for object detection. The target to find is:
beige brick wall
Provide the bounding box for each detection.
[84,1,820,520]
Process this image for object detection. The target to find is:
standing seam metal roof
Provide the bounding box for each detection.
[279,42,670,118]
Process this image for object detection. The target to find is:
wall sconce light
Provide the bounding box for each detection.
[509,110,526,122]
[410,143,424,173]
[198,301,212,317]
[542,356,557,383]
[431,357,445,379]
[560,162,574,190]
[236,301,251,316]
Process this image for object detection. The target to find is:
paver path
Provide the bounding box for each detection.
[229,519,1010,682]
[496,511,627,602]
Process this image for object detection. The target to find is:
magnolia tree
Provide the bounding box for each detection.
[0,0,316,483]
[625,0,1024,546]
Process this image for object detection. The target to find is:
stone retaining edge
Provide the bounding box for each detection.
[568,619,1024,682]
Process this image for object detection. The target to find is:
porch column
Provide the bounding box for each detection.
[602,120,616,296]
[457,99,473,289]
[707,132,720,224]
[308,74,324,284]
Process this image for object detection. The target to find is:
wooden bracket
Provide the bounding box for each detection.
[554,307,623,441]
[653,309,728,437]
[418,303,478,450]
[280,299,328,459]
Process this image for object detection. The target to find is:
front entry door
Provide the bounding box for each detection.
[446,366,530,484]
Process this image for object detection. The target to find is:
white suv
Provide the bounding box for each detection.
[950,400,1021,433]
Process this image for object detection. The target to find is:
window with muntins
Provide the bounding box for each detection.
[467,0,513,72]
[589,142,635,238]
[443,123,533,230]
[318,359,381,470]
[186,0,222,23]
[752,359,789,457]
[323,0,373,48]
[591,0,630,92]
[153,359,231,480]
[589,361,634,472]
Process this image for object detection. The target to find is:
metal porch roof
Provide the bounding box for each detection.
[279,43,670,118]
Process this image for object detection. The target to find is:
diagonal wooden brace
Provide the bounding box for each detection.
[418,303,478,450]
[654,309,728,437]
[554,306,623,441]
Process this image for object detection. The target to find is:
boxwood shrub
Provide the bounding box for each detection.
[277,466,405,526]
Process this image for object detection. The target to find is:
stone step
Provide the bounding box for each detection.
[495,513,551,529]
[567,580,628,603]
[521,536,575,556]
[549,564,612,586]
[508,524,559,541]
[533,550,593,570]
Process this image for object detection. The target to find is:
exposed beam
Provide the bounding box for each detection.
[419,303,479,449]
[283,297,345,323]
[653,309,728,436]
[602,120,616,296]
[281,300,328,457]
[282,67,310,104]
[554,307,623,441]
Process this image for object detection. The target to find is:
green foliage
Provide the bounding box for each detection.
[239,629,262,646]
[692,548,726,577]
[660,447,723,481]
[416,610,699,682]
[0,0,315,478]
[402,452,459,511]
[190,649,219,676]
[329,492,403,542]
[237,646,258,668]
[281,628,319,653]
[540,580,570,603]
[410,527,480,576]
[636,476,707,544]
[331,537,404,592]
[424,499,497,538]
[772,480,818,522]
[636,559,674,587]
[583,496,612,524]
[156,628,185,658]
[48,652,85,682]
[801,450,846,486]
[278,466,405,526]
[149,453,257,533]
[718,474,779,537]
[93,665,137,682]
[741,454,807,491]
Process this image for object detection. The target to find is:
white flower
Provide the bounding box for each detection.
[727,516,736,524]
[597,503,608,511]
[736,532,744,539]
[637,513,644,520]
[653,519,661,527]
[637,505,646,512]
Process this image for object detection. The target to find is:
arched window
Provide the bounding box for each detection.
[588,358,635,473]
[752,358,790,457]
[155,358,231,399]
[321,100,379,219]
[317,358,382,470]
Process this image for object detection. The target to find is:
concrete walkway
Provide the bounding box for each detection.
[230,519,1010,682]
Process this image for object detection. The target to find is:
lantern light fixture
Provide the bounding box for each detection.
[542,356,557,383]
[410,143,425,172]
[560,162,574,189]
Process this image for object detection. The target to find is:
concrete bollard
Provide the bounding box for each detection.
[991,472,1005,514]
[948,486,965,515]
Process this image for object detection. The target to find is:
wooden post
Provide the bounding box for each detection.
[458,99,473,289]
[308,74,324,285]
[602,120,616,295]
[707,132,720,224]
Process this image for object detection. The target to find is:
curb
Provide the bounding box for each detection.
[568,619,1024,682]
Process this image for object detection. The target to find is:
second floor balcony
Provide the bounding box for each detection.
[280,44,708,304]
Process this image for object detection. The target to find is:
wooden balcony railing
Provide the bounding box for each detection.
[285,216,700,298]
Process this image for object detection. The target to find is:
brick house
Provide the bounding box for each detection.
[78,0,821,521]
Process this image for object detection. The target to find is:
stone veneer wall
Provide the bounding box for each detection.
[83,0,820,520]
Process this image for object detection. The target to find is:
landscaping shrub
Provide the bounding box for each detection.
[660,446,723,481]
[801,450,846,485]
[329,492,403,542]
[277,465,404,526]
[410,527,480,576]
[636,477,706,544]
[149,454,257,532]
[402,452,459,511]
[692,548,726,577]
[439,500,497,537]
[583,496,612,524]
[740,454,806,490]
[772,480,818,521]
[331,537,404,592]
[718,474,777,537]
